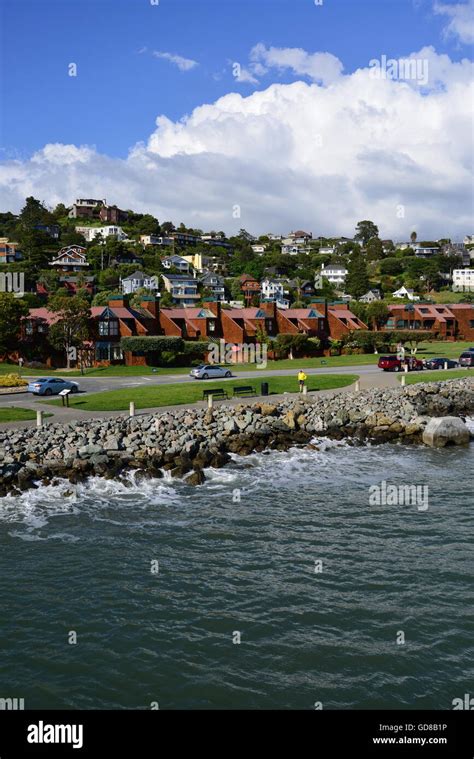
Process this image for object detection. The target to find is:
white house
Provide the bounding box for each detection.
[359,289,382,303]
[319,246,336,255]
[463,235,474,245]
[251,244,267,254]
[49,245,89,272]
[452,268,474,292]
[140,235,173,247]
[261,278,286,300]
[121,270,159,294]
[260,278,290,306]
[392,286,419,301]
[320,262,347,286]
[414,245,439,258]
[161,255,191,273]
[76,225,128,243]
[281,243,309,255]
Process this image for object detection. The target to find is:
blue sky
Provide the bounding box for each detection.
[1,0,470,158]
[0,0,472,238]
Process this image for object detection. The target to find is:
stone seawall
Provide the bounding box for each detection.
[0,378,473,495]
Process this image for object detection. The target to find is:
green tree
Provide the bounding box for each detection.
[47,295,91,369]
[355,220,379,247]
[159,291,174,308]
[92,290,116,306]
[345,249,370,298]
[0,293,29,357]
[19,196,52,230]
[134,214,161,236]
[366,300,389,330]
[380,257,404,276]
[366,237,383,261]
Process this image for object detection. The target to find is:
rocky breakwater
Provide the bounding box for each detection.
[0,378,473,495]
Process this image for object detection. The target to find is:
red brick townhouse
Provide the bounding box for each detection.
[384,303,474,341]
[22,295,160,367]
[314,303,368,339]
[19,296,372,367]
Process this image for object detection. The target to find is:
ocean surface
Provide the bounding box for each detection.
[0,425,473,710]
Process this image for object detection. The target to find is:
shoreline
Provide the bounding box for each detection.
[0,378,473,497]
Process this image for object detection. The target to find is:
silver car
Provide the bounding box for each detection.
[189,365,232,380]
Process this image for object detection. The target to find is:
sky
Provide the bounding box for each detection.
[0,0,473,239]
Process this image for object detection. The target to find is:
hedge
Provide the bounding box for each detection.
[121,336,184,354]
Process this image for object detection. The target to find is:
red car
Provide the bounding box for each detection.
[378,355,424,372]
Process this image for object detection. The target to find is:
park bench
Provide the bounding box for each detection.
[233,385,256,397]
[202,388,228,401]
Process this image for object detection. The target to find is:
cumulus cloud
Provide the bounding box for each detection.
[0,47,472,239]
[249,43,344,85]
[434,0,474,44]
[151,50,198,71]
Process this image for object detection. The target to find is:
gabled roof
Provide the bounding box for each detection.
[27,308,61,326]
[121,270,153,281]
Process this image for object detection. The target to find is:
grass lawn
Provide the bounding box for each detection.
[0,407,53,423]
[402,369,472,385]
[42,374,359,412]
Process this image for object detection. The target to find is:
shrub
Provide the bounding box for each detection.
[0,373,28,387]
[121,336,184,354]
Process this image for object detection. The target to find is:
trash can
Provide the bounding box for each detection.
[261,382,269,396]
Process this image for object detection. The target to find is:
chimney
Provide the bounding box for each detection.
[140,295,159,318]
[208,300,221,318]
[261,301,276,318]
[108,294,129,309]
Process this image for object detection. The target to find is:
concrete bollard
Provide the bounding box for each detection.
[36,410,43,428]
[302,384,308,395]
[404,364,408,373]
[401,374,406,386]
[129,401,135,417]
[354,380,360,392]
[444,361,448,371]
[207,394,213,409]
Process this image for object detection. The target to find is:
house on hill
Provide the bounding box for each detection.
[49,246,89,272]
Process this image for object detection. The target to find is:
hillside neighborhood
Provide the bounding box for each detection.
[1,196,474,369]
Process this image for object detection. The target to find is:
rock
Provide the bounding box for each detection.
[282,410,297,429]
[422,416,470,448]
[259,403,278,417]
[185,470,206,486]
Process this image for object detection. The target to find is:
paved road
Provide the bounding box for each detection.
[1,363,379,405]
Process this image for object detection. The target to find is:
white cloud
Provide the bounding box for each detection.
[234,66,259,85]
[434,0,474,44]
[152,51,198,71]
[249,43,344,85]
[0,48,472,240]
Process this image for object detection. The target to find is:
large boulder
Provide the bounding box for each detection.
[422,417,470,448]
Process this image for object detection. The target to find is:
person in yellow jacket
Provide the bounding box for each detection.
[297,369,307,393]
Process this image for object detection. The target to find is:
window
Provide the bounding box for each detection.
[98,320,119,337]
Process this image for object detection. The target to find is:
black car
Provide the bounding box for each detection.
[425,358,459,370]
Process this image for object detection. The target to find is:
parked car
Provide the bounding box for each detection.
[424,358,459,370]
[189,365,232,380]
[378,355,424,372]
[459,351,474,367]
[27,377,80,396]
